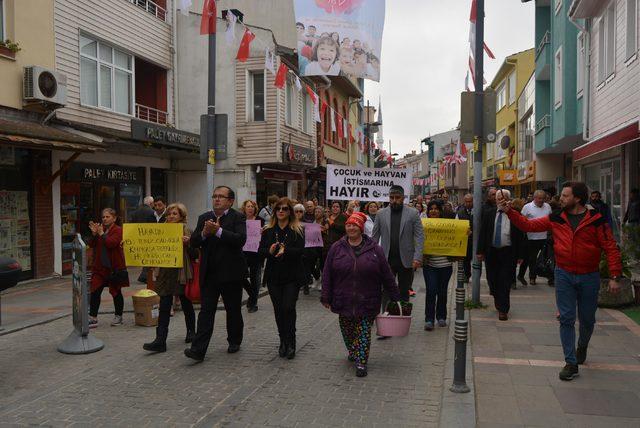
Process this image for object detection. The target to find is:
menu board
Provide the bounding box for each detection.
[0,190,31,270]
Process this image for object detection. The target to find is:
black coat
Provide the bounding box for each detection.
[477,205,525,258]
[130,205,156,223]
[259,224,305,287]
[191,208,247,286]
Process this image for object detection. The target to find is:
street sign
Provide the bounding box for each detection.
[460,89,496,145]
[199,114,228,161]
[58,234,104,354]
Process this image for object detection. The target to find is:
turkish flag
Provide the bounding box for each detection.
[236,29,255,62]
[320,101,328,118]
[337,115,344,139]
[305,85,317,104]
[200,0,217,35]
[274,63,288,89]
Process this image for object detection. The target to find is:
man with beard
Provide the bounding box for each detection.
[500,182,621,381]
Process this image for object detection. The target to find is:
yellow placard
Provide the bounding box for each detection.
[123,223,184,268]
[422,218,469,257]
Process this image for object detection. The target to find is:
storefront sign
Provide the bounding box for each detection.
[327,164,413,202]
[65,163,144,184]
[283,143,315,166]
[498,169,518,186]
[131,119,199,149]
[422,218,469,257]
[122,223,184,268]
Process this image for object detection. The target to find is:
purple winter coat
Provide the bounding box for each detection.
[321,235,400,318]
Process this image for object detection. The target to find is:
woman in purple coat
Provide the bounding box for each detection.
[321,212,400,377]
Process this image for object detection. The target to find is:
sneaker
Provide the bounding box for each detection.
[437,319,447,327]
[576,345,588,365]
[110,315,123,326]
[424,321,434,331]
[89,318,98,329]
[559,363,579,381]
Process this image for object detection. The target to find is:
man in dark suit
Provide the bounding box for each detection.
[456,193,474,282]
[184,186,247,361]
[477,188,524,321]
[130,196,157,283]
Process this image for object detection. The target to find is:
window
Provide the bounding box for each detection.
[577,33,585,95]
[555,0,563,15]
[627,0,638,60]
[495,129,507,159]
[0,0,4,41]
[249,71,265,121]
[554,46,563,108]
[598,2,616,83]
[285,79,294,126]
[302,92,310,133]
[508,72,516,105]
[80,35,133,114]
[496,82,506,111]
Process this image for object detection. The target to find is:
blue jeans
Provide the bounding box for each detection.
[423,265,453,323]
[555,268,600,365]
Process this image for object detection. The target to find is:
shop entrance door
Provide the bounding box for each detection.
[584,160,621,236]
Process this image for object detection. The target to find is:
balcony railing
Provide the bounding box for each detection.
[536,30,551,59]
[535,114,551,135]
[136,104,168,124]
[128,0,166,22]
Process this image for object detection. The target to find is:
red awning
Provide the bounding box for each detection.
[573,122,639,161]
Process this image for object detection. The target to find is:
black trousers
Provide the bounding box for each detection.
[89,286,123,317]
[191,279,244,355]
[303,247,322,283]
[486,246,516,314]
[156,294,196,340]
[525,239,546,281]
[463,238,473,280]
[268,281,300,346]
[381,264,414,312]
[244,253,262,307]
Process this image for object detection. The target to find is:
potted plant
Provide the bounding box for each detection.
[597,250,634,308]
[622,224,640,303]
[0,40,21,59]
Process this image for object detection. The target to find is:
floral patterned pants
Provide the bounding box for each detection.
[338,316,376,368]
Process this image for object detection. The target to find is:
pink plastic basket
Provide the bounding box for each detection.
[375,302,411,337]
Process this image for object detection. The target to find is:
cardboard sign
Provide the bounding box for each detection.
[304,222,324,248]
[243,220,262,252]
[123,223,184,268]
[422,218,469,257]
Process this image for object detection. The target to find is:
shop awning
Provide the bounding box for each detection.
[573,122,639,162]
[0,118,106,152]
[568,0,607,19]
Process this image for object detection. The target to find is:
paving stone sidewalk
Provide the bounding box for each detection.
[471,278,640,427]
[0,271,450,427]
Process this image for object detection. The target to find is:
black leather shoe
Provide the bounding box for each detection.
[286,345,296,360]
[143,338,166,353]
[184,348,205,362]
[185,330,195,344]
[355,366,368,377]
[278,341,287,358]
[228,344,241,354]
[248,306,258,313]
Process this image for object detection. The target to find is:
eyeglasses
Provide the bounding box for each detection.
[294,210,304,213]
[276,206,290,212]
[212,194,229,200]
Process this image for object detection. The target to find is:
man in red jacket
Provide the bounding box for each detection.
[499,182,622,381]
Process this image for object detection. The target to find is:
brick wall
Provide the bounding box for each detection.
[31,150,54,278]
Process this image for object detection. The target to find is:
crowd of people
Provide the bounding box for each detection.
[85,180,625,381]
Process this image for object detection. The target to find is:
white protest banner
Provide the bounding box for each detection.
[326,164,413,202]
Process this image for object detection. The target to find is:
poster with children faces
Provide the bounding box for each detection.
[294,0,385,81]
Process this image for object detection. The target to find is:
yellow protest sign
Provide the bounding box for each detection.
[422,218,469,257]
[123,223,184,268]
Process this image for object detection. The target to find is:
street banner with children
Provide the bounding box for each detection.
[293,0,385,81]
[123,223,184,268]
[327,164,413,202]
[422,218,469,257]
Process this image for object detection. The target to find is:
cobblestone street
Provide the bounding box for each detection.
[0,273,449,427]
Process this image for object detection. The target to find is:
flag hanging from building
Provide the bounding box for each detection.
[331,109,337,132]
[180,0,192,16]
[274,63,288,89]
[236,29,255,62]
[295,75,302,91]
[293,0,385,81]
[225,10,237,44]
[265,49,276,74]
[200,0,217,35]
[467,0,493,90]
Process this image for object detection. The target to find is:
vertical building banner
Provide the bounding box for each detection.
[294,0,385,81]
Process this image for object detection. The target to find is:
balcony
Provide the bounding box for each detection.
[535,114,551,152]
[135,104,167,124]
[535,30,551,81]
[128,0,166,22]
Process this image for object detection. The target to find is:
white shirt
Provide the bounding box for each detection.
[364,215,375,237]
[493,210,511,248]
[520,202,552,240]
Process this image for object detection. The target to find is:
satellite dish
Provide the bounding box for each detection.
[500,135,511,150]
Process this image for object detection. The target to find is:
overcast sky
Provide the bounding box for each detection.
[364,0,535,157]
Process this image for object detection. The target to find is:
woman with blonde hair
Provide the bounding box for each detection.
[241,200,264,312]
[143,202,198,352]
[259,197,306,359]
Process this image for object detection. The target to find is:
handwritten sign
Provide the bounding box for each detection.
[123,223,183,268]
[243,220,262,252]
[422,218,469,257]
[304,223,324,248]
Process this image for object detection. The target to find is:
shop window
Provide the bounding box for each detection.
[249,71,265,122]
[151,168,166,201]
[80,34,134,114]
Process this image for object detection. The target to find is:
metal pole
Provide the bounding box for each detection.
[471,0,485,304]
[206,32,217,205]
[450,319,470,393]
[455,261,466,321]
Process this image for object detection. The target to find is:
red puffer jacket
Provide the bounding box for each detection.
[506,208,621,277]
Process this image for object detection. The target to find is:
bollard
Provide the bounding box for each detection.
[455,261,466,321]
[450,319,470,393]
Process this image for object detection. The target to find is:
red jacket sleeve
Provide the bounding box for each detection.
[506,209,552,233]
[597,222,622,277]
[104,225,123,249]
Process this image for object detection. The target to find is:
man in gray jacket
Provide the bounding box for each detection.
[373,185,425,312]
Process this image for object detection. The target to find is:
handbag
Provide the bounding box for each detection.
[185,260,201,302]
[100,232,129,284]
[535,241,555,279]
